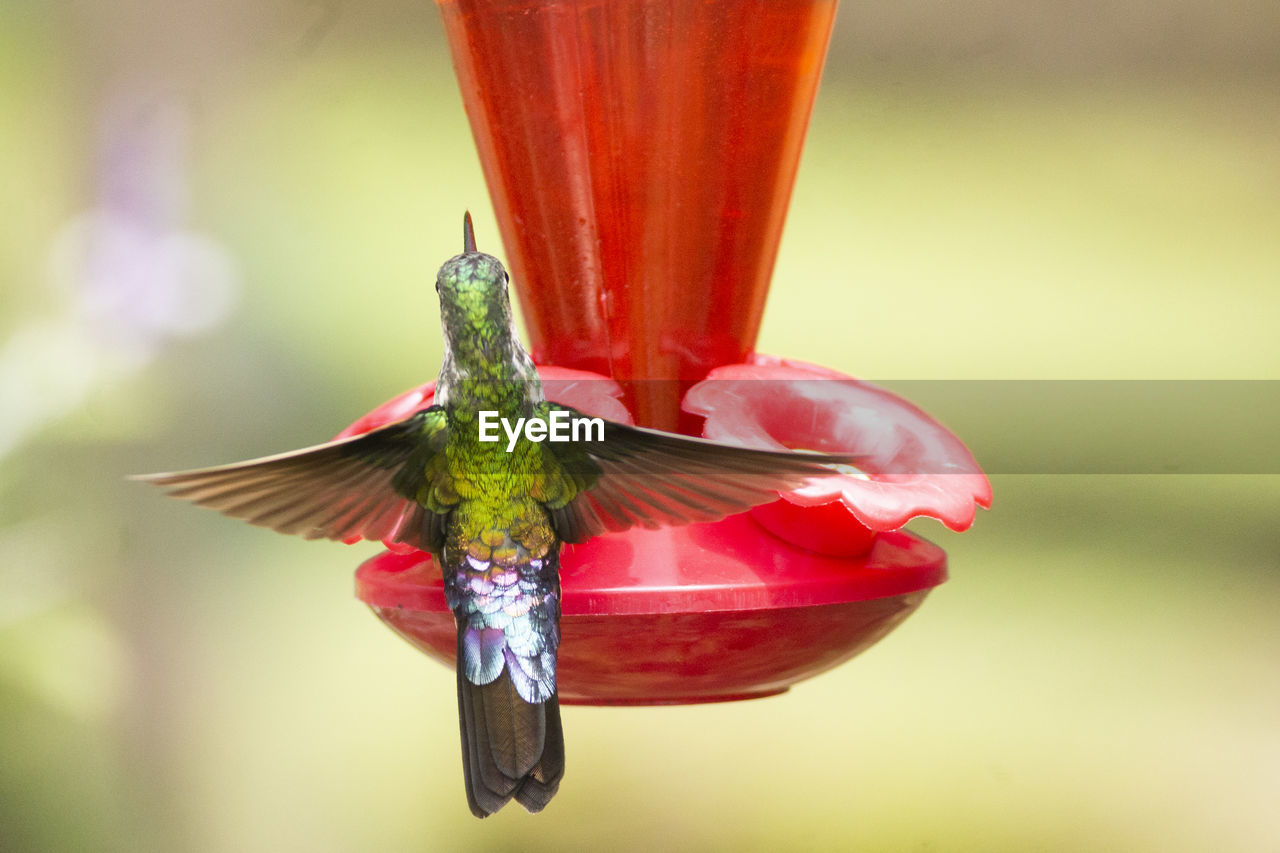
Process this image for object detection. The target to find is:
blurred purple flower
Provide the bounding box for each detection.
[1,91,239,456]
[49,93,238,360]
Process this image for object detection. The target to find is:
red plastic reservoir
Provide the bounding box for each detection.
[438,0,838,430]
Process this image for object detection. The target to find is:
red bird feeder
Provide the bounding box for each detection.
[353,0,990,704]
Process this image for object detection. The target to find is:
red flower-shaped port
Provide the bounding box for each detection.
[350,362,957,705]
[684,354,992,557]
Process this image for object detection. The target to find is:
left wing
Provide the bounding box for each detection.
[132,407,454,550]
[536,405,860,543]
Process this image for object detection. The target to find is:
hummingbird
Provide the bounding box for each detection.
[135,213,859,817]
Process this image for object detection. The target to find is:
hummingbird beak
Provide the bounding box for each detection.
[463,211,477,254]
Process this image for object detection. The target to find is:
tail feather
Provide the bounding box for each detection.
[513,694,563,812]
[456,646,564,817]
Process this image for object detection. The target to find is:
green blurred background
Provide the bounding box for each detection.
[2,1,1278,850]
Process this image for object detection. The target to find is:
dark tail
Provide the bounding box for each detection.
[456,640,565,817]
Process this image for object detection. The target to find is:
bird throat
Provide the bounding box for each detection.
[436,313,542,419]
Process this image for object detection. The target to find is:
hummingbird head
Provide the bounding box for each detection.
[435,213,520,358]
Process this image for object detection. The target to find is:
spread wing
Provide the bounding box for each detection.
[132,407,454,550]
[537,406,860,544]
